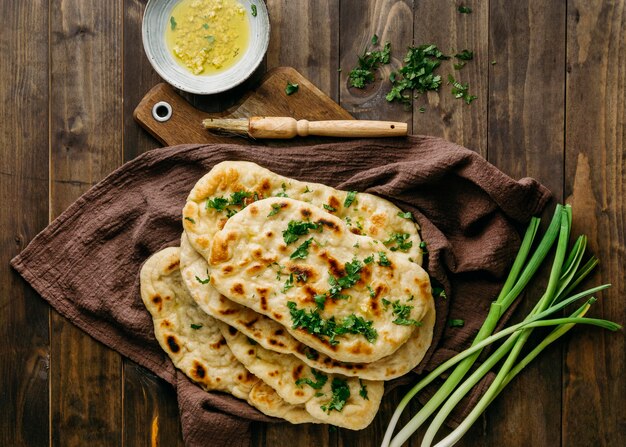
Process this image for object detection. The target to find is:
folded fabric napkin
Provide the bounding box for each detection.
[11,136,550,447]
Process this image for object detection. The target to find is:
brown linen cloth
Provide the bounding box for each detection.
[11,136,550,446]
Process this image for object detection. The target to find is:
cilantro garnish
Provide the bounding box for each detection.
[359,379,369,400]
[455,50,474,61]
[448,319,465,327]
[276,183,289,197]
[267,203,282,217]
[321,378,351,413]
[378,252,391,266]
[206,196,228,211]
[285,82,299,95]
[190,323,202,330]
[390,300,422,326]
[184,217,196,224]
[290,238,313,260]
[363,255,374,264]
[295,272,308,283]
[314,294,327,310]
[251,4,257,17]
[344,191,357,208]
[348,37,391,89]
[383,233,413,252]
[229,190,252,206]
[315,259,364,308]
[420,241,428,254]
[282,273,294,293]
[448,74,477,105]
[195,272,210,284]
[433,286,447,299]
[295,369,328,390]
[386,44,449,103]
[323,204,337,212]
[397,211,413,220]
[367,285,375,298]
[226,208,238,218]
[283,220,321,244]
[287,302,378,345]
[170,16,177,30]
[458,5,472,14]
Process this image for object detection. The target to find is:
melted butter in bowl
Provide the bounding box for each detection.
[166,0,250,75]
[143,0,269,94]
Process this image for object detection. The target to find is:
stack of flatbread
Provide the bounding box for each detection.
[140,161,435,430]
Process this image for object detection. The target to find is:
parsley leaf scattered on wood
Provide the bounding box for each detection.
[344,191,358,207]
[359,379,369,400]
[283,220,321,244]
[268,203,282,217]
[448,74,477,104]
[290,238,314,260]
[184,217,196,224]
[419,106,426,113]
[378,252,391,266]
[295,369,328,390]
[323,204,337,212]
[384,232,413,252]
[285,82,299,95]
[190,323,202,330]
[287,302,378,345]
[348,37,391,89]
[455,50,474,61]
[250,4,257,17]
[432,286,447,299]
[170,16,177,30]
[458,5,472,14]
[321,378,351,413]
[386,44,449,103]
[448,318,465,327]
[390,300,422,326]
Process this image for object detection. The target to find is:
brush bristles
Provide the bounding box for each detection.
[202,118,249,135]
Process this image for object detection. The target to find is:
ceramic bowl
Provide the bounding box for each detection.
[142,0,270,95]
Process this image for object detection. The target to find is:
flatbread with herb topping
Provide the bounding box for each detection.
[218,320,384,430]
[208,197,432,363]
[140,247,321,425]
[180,232,435,380]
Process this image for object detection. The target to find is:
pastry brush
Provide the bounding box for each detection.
[202,117,407,139]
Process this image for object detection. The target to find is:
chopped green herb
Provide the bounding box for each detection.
[251,4,257,17]
[184,216,196,224]
[315,392,325,397]
[291,238,314,260]
[353,242,360,248]
[190,323,202,330]
[420,241,428,254]
[448,74,477,105]
[283,220,321,244]
[458,5,472,14]
[229,190,252,206]
[384,232,413,252]
[344,191,358,207]
[287,301,378,345]
[294,272,308,284]
[397,211,414,221]
[433,286,447,299]
[282,273,294,293]
[321,378,351,413]
[273,263,286,280]
[206,196,229,211]
[314,294,327,310]
[226,208,238,218]
[268,203,282,217]
[170,16,177,30]
[455,50,474,61]
[382,298,391,310]
[390,300,422,326]
[359,379,369,400]
[303,186,312,193]
[276,182,289,197]
[448,319,465,327]
[323,204,337,212]
[386,44,449,104]
[491,60,497,65]
[348,38,391,89]
[378,252,391,266]
[329,259,363,298]
[195,273,210,284]
[285,82,299,95]
[367,285,376,298]
[419,107,426,113]
[202,23,209,29]
[205,35,215,44]
[363,255,374,264]
[295,369,328,390]
[454,62,466,70]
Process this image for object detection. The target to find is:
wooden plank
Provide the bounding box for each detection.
[338,1,413,445]
[122,1,186,446]
[563,1,626,446]
[266,0,340,100]
[339,0,413,129]
[0,1,50,446]
[49,0,124,445]
[412,1,488,154]
[485,1,566,446]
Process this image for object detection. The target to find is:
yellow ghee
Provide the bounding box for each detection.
[165,0,250,75]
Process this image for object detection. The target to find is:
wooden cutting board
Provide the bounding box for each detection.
[134,67,353,146]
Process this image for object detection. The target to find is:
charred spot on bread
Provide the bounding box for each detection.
[328,195,341,210]
[193,361,206,379]
[231,283,244,295]
[228,326,238,336]
[166,335,180,353]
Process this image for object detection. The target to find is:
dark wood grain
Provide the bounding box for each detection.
[0,1,50,446]
[485,1,566,446]
[412,0,488,154]
[48,0,123,445]
[563,1,626,445]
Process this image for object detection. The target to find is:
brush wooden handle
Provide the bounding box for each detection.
[248,117,407,139]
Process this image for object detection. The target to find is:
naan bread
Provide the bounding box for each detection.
[183,160,423,266]
[209,197,432,363]
[219,321,383,430]
[140,247,320,425]
[180,232,435,380]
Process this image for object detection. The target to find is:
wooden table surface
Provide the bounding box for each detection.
[1,1,624,446]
